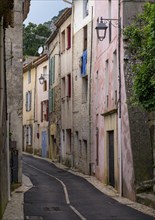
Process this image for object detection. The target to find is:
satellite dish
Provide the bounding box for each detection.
[38,46,44,55]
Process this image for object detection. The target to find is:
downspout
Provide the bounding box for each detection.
[71,5,74,167]
[118,0,122,196]
[58,29,61,162]
[47,46,51,159]
[89,6,93,175]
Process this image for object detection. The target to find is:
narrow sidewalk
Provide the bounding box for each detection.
[2,175,33,220]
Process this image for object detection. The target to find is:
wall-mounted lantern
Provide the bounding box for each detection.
[95,17,108,41]
[95,17,120,41]
[39,74,45,85]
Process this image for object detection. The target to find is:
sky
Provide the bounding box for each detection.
[24,0,70,25]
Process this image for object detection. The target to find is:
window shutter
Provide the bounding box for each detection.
[67,25,71,49]
[46,100,49,121]
[67,74,71,97]
[41,101,43,122]
[29,91,32,111]
[52,57,55,84]
[52,88,54,112]
[49,89,52,113]
[26,92,28,111]
[49,58,53,85]
[28,125,32,145]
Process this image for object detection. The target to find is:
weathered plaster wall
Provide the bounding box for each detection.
[72,19,92,174]
[35,59,49,155]
[0,18,8,219]
[92,0,121,191]
[5,0,23,184]
[48,33,61,160]
[60,15,73,163]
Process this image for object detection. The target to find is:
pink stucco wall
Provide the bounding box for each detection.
[92,0,135,200]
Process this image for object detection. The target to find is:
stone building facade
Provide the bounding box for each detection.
[46,29,61,161]
[92,0,154,201]
[0,0,30,218]
[72,0,95,174]
[23,54,49,157]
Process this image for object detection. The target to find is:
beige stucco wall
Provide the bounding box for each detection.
[34,59,49,155]
[59,15,73,163]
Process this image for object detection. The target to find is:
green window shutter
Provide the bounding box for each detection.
[49,89,52,112]
[52,88,55,112]
[50,58,53,85]
[49,88,55,112]
[49,57,55,85]
[52,56,55,84]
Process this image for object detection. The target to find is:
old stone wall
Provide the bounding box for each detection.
[0,17,8,220]
[122,1,153,194]
[5,0,23,183]
[72,22,92,174]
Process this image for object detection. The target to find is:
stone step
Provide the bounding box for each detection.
[136,192,155,209]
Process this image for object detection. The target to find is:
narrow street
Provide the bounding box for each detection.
[23,155,155,220]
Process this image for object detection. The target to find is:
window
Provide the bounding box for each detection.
[61,30,65,52]
[43,80,47,91]
[61,77,66,98]
[81,50,87,76]
[26,91,31,112]
[83,25,87,51]
[41,100,49,122]
[82,75,88,103]
[28,69,31,84]
[49,57,55,85]
[66,129,71,153]
[43,65,47,75]
[67,25,71,49]
[83,0,89,18]
[49,88,54,112]
[83,139,87,159]
[67,74,71,97]
[26,125,32,145]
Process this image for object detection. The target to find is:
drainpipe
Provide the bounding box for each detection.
[118,0,122,196]
[89,6,94,175]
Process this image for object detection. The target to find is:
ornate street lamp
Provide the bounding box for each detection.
[95,17,108,41]
[39,74,45,85]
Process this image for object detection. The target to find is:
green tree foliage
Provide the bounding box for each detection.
[23,22,51,56]
[124,3,155,112]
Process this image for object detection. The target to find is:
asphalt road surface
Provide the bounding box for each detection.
[23,154,155,220]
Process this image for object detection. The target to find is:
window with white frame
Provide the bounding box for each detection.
[26,91,32,112]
